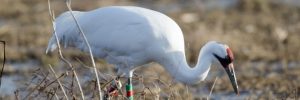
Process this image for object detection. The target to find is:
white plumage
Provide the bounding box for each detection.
[46,6,238,94]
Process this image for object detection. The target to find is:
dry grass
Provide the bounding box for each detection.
[1,0,300,63]
[0,0,300,99]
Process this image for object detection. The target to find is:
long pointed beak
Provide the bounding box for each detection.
[225,63,239,95]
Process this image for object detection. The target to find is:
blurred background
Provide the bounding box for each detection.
[0,0,299,99]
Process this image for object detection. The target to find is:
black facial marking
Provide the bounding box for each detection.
[213,54,232,68]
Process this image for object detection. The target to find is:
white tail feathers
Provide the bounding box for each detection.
[45,37,58,54]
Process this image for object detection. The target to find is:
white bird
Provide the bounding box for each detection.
[46,6,239,95]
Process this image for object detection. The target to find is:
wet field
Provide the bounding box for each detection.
[1,0,300,99]
[1,60,299,99]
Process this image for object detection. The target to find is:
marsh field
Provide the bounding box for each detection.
[0,0,300,99]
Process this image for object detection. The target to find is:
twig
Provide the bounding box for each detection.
[70,70,75,98]
[43,73,65,91]
[24,68,40,90]
[47,0,55,21]
[49,65,69,100]
[49,87,58,100]
[14,90,20,100]
[47,0,85,99]
[54,92,59,100]
[24,73,49,99]
[0,40,5,87]
[207,77,218,100]
[65,0,102,99]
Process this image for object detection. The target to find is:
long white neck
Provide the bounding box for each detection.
[158,43,215,84]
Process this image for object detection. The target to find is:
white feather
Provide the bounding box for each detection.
[46,6,229,84]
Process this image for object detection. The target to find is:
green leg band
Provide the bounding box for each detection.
[126,78,133,100]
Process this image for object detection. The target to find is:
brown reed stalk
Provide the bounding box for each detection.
[24,73,49,99]
[65,0,102,99]
[14,90,20,100]
[47,0,85,99]
[0,40,5,87]
[207,77,218,99]
[48,64,69,100]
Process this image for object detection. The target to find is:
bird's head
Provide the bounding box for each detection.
[208,42,239,95]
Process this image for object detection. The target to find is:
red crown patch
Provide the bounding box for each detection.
[226,48,234,62]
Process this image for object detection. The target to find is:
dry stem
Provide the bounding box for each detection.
[24,73,49,99]
[0,40,5,87]
[48,64,69,100]
[207,77,218,99]
[65,0,102,99]
[47,0,85,99]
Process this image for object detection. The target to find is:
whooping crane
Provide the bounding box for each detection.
[46,6,239,98]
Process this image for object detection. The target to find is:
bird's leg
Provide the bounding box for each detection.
[126,71,134,100]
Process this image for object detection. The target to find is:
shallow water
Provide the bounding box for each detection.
[0,61,37,96]
[0,76,18,96]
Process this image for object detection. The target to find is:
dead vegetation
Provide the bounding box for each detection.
[0,0,299,99]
